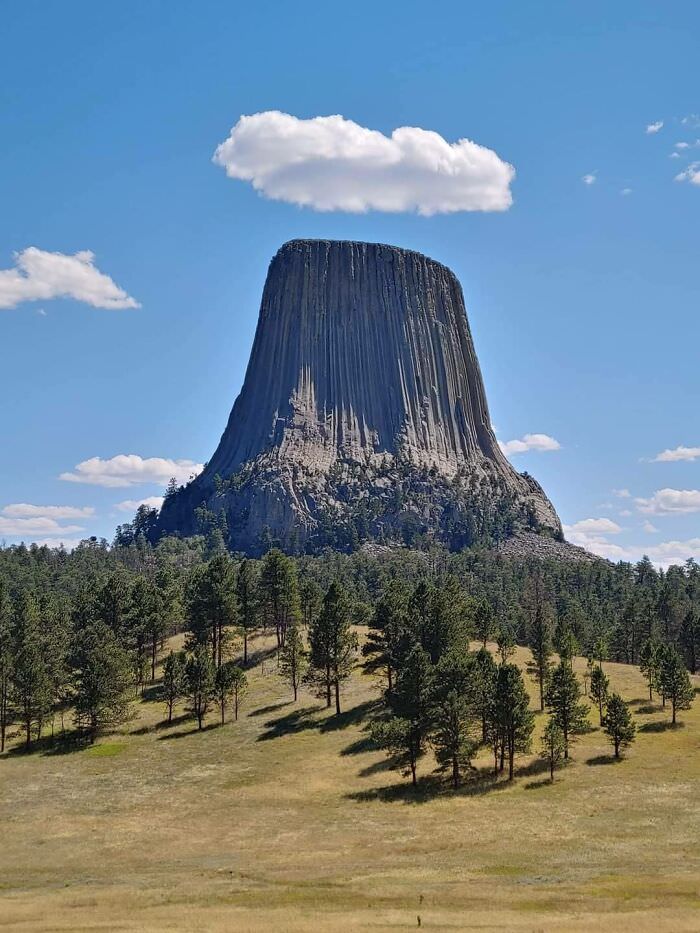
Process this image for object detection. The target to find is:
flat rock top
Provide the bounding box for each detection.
[275,238,457,277]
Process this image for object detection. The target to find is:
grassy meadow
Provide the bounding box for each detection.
[1,637,699,931]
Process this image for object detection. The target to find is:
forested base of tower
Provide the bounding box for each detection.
[157,455,563,557]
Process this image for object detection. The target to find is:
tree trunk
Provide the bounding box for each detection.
[508,744,514,780]
[563,727,569,759]
[168,699,173,724]
[151,637,157,682]
[293,682,298,702]
[599,698,604,726]
[25,718,31,749]
[452,756,460,789]
[234,692,239,721]
[550,758,555,782]
[499,740,505,773]
[539,673,544,712]
[649,681,653,701]
[335,680,341,716]
[387,665,392,693]
[672,700,676,725]
[614,738,620,758]
[410,758,417,786]
[220,703,225,725]
[243,631,248,666]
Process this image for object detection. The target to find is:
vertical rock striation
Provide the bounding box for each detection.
[155,240,562,553]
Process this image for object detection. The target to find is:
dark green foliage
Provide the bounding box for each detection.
[545,662,589,759]
[362,580,409,692]
[540,718,565,781]
[679,609,699,674]
[185,645,215,729]
[525,579,554,712]
[372,644,432,785]
[639,638,660,701]
[258,549,301,649]
[235,559,258,665]
[162,650,186,723]
[12,593,52,747]
[70,620,133,743]
[214,660,246,723]
[306,583,357,714]
[473,597,495,647]
[589,665,609,726]
[602,694,636,758]
[491,663,534,780]
[278,622,308,701]
[0,582,14,751]
[659,647,694,724]
[185,554,238,668]
[470,647,498,744]
[429,646,476,787]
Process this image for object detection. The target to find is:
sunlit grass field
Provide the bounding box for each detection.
[1,637,698,931]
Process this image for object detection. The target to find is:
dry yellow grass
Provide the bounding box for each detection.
[1,639,699,932]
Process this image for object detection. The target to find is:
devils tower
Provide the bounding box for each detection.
[154,239,562,554]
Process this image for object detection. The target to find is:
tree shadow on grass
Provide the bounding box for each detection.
[140,684,162,703]
[628,697,654,708]
[347,767,512,805]
[319,698,379,733]
[514,757,552,780]
[248,701,292,718]
[586,754,620,766]
[340,735,376,757]
[257,706,319,741]
[639,719,684,733]
[524,778,555,790]
[634,705,658,715]
[1,730,85,758]
[156,721,220,740]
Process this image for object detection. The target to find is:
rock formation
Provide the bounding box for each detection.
[154,239,563,554]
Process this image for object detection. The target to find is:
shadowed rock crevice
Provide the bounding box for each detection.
[155,240,563,554]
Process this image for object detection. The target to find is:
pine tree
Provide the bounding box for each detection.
[470,646,497,743]
[540,718,565,782]
[306,583,357,714]
[496,620,516,664]
[602,693,636,758]
[473,597,495,647]
[362,580,409,692]
[493,663,534,780]
[71,620,133,743]
[185,555,238,668]
[659,647,694,725]
[215,660,244,724]
[258,549,301,649]
[679,609,699,674]
[235,559,258,665]
[545,662,589,758]
[372,644,432,786]
[0,581,14,752]
[185,645,215,730]
[279,622,307,701]
[162,650,186,723]
[12,592,52,747]
[639,638,660,701]
[525,580,554,711]
[589,665,609,726]
[429,646,475,788]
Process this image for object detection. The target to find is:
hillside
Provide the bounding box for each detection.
[1,637,698,932]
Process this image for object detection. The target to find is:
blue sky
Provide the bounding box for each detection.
[1,1,699,565]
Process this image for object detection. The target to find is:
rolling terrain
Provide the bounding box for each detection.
[1,638,699,932]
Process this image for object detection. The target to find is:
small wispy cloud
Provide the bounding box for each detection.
[116,496,164,513]
[652,445,700,463]
[642,520,659,533]
[620,187,633,196]
[499,433,561,456]
[675,162,700,185]
[646,121,664,134]
[612,488,631,499]
[582,173,596,185]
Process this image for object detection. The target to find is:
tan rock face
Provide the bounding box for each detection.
[155,240,562,553]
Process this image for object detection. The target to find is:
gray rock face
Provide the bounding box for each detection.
[155,240,562,553]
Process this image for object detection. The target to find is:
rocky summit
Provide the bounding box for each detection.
[154,239,564,554]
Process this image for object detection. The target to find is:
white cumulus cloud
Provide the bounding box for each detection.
[645,121,664,134]
[60,454,203,488]
[563,517,625,560]
[635,488,700,514]
[652,445,700,462]
[0,248,139,311]
[0,516,86,537]
[642,521,659,533]
[212,111,515,215]
[116,495,164,513]
[498,433,561,456]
